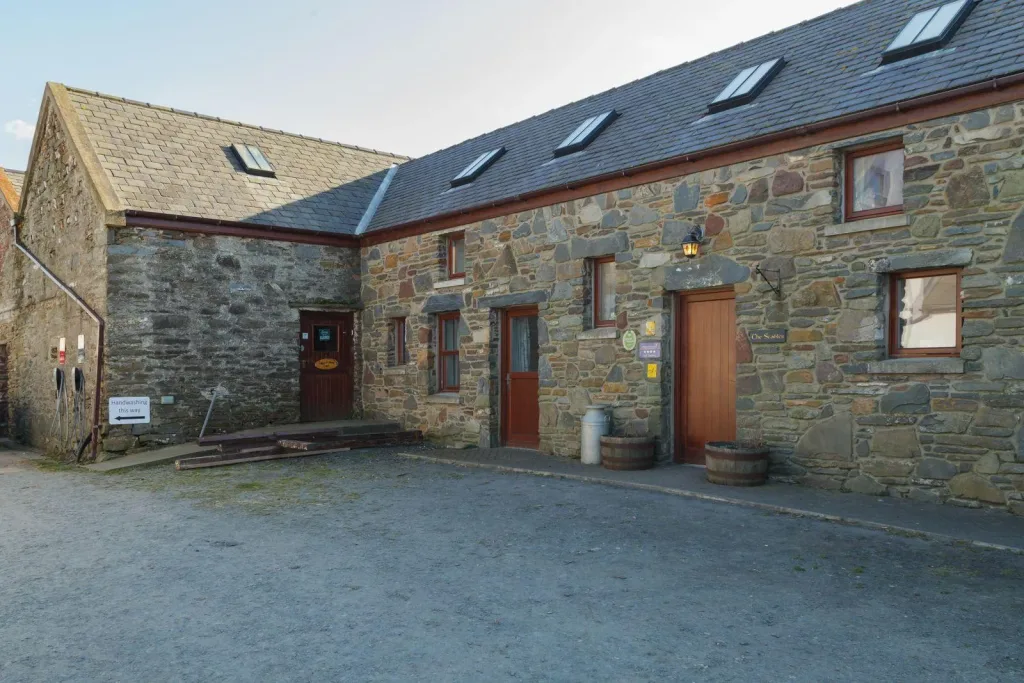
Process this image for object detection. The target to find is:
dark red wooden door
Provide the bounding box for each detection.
[675,290,736,464]
[299,312,354,422]
[502,307,540,449]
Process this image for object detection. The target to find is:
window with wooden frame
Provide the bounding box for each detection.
[845,140,904,222]
[888,268,961,358]
[437,312,461,392]
[387,318,407,367]
[592,256,616,328]
[447,233,465,279]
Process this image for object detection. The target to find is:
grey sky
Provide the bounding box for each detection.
[1,0,858,170]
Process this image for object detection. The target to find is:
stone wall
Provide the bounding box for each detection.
[0,191,13,437]
[360,99,1024,513]
[102,228,362,454]
[0,344,8,437]
[0,103,108,453]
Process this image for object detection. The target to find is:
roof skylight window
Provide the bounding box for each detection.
[554,110,618,157]
[708,58,785,113]
[882,0,977,63]
[233,143,275,177]
[450,147,505,188]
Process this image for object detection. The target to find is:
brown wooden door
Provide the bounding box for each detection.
[675,289,736,464]
[299,312,354,422]
[501,307,540,449]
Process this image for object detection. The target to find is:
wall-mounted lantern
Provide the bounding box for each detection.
[682,226,705,259]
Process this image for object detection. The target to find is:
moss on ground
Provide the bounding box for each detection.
[72,450,430,515]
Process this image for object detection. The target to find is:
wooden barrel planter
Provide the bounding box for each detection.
[600,436,656,471]
[705,441,770,486]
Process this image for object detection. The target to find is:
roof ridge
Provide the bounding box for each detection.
[61,85,412,162]
[413,0,872,161]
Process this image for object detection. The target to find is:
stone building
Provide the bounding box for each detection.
[2,0,1024,512]
[0,167,24,437]
[0,83,402,455]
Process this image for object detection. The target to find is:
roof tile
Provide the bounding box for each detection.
[367,0,1024,232]
[65,88,406,235]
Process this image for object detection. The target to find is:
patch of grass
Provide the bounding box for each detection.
[793,565,806,572]
[929,565,981,579]
[852,566,865,575]
[885,527,928,540]
[33,458,79,473]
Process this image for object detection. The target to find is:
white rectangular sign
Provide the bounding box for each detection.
[109,397,151,425]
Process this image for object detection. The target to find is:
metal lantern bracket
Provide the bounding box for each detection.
[755,264,783,298]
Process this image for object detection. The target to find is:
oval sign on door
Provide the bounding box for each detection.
[314,358,339,370]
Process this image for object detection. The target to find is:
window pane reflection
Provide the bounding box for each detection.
[853,149,903,213]
[897,274,957,348]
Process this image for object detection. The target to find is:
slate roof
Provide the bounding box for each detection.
[64,88,407,235]
[3,168,24,198]
[366,0,1024,233]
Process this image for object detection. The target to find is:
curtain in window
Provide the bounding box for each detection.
[511,315,538,372]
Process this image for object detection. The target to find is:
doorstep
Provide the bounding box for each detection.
[395,447,1024,554]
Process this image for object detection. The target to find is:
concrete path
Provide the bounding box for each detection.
[84,443,217,472]
[397,448,1024,553]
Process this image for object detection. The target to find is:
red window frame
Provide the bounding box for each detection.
[390,318,406,366]
[447,233,465,279]
[888,268,962,358]
[844,140,905,222]
[438,311,460,392]
[592,256,616,328]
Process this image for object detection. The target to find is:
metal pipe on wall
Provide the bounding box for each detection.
[10,216,105,462]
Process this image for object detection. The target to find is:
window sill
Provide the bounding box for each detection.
[866,358,965,375]
[825,213,909,236]
[434,278,466,289]
[425,392,461,404]
[577,327,619,341]
[383,366,411,376]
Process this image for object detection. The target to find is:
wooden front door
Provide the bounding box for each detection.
[299,312,354,422]
[501,307,540,448]
[675,289,736,464]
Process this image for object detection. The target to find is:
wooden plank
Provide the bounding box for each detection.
[199,423,403,447]
[278,431,422,451]
[175,446,351,471]
[199,425,344,447]
[178,430,423,470]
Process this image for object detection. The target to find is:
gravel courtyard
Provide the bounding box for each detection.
[1,448,1022,682]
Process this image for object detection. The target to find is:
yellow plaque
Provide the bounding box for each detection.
[647,363,658,379]
[645,320,657,336]
[314,358,339,370]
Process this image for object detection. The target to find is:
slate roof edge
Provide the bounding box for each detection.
[0,168,20,211]
[363,70,1024,243]
[413,0,871,160]
[62,85,411,162]
[123,210,361,248]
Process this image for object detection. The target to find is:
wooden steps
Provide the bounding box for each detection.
[177,427,421,470]
[196,421,402,448]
